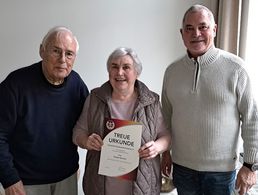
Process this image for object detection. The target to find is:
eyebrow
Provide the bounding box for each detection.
[199,22,208,26]
[111,63,132,66]
[185,22,208,26]
[52,46,75,53]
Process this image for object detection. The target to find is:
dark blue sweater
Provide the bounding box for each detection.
[0,62,89,188]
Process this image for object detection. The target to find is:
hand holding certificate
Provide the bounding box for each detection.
[98,118,142,180]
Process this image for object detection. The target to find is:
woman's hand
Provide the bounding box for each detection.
[86,133,103,151]
[138,141,160,160]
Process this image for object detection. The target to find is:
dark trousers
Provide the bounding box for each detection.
[173,163,236,195]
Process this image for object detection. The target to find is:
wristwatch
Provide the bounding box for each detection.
[243,162,258,172]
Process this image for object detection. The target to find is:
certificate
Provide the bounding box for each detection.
[98,118,142,180]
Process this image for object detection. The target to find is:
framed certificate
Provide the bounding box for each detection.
[98,118,142,180]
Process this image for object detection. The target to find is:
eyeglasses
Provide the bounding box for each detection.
[48,47,76,60]
[184,25,210,33]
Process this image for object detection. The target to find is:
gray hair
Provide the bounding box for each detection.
[182,4,215,28]
[107,47,142,75]
[41,26,79,53]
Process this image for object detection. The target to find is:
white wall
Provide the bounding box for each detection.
[0,0,211,194]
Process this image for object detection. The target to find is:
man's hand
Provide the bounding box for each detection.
[5,181,26,195]
[161,150,172,177]
[236,166,257,195]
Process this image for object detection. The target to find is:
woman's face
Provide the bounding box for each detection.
[108,55,138,96]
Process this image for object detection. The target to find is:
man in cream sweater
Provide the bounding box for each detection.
[161,4,258,195]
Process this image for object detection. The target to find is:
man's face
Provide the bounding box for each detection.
[180,10,217,58]
[40,32,77,83]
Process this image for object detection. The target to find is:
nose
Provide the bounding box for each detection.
[117,67,124,75]
[117,67,123,75]
[193,28,201,37]
[59,52,66,62]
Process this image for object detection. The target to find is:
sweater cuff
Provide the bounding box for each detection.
[0,169,20,189]
[243,150,258,163]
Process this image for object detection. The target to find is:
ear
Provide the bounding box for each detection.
[39,44,44,59]
[180,28,184,39]
[212,24,217,37]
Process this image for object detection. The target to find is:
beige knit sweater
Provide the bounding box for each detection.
[162,46,258,171]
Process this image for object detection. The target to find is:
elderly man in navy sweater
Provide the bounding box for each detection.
[0,26,89,195]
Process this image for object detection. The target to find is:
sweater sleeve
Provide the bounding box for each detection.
[236,67,258,163]
[161,67,173,132]
[0,78,21,188]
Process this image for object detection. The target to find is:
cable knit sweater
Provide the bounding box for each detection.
[162,46,258,172]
